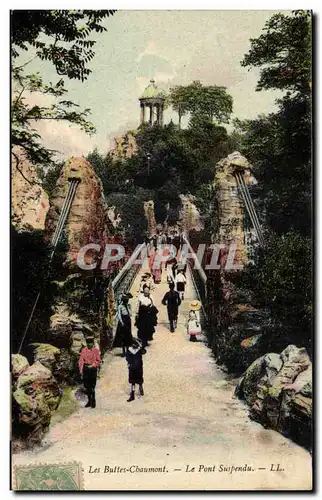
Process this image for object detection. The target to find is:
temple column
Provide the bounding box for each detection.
[149,104,153,125]
[154,104,158,124]
[140,104,144,124]
[160,104,164,126]
[156,104,160,125]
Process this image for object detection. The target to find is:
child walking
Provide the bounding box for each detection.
[126,338,144,402]
[186,300,201,342]
[175,269,187,300]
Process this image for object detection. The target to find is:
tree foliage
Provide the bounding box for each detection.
[234,10,312,352]
[236,10,312,237]
[11,10,116,165]
[11,10,116,81]
[241,10,311,95]
[240,232,312,352]
[169,80,233,126]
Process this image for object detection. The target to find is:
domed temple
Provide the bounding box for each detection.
[139,79,166,126]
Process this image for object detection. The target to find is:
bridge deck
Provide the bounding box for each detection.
[12,263,311,490]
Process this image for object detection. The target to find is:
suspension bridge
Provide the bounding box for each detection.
[13,167,312,490]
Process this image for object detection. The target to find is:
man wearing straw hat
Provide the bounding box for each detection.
[78,328,101,408]
[186,300,201,342]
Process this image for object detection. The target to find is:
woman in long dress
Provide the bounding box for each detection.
[135,285,157,354]
[113,293,133,356]
[186,300,201,342]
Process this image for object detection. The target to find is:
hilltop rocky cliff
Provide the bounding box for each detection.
[11,146,49,232]
[111,131,138,161]
[12,156,113,449]
[45,156,108,265]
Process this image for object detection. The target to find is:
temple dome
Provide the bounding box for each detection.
[140,79,166,100]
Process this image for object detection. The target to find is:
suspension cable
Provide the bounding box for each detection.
[49,181,79,259]
[18,179,80,353]
[235,172,265,247]
[234,173,260,240]
[50,183,73,247]
[238,173,265,247]
[237,177,264,248]
[51,180,78,251]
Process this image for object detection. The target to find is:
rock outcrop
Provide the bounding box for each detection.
[45,156,108,266]
[11,146,49,232]
[213,151,257,266]
[48,305,101,383]
[29,343,61,372]
[236,345,312,450]
[111,131,138,161]
[12,354,29,380]
[144,200,157,235]
[43,157,111,381]
[179,194,204,233]
[205,151,266,372]
[12,361,62,449]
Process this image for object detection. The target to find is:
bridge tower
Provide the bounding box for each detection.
[139,79,166,126]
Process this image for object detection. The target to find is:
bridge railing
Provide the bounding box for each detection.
[112,242,146,302]
[182,235,208,324]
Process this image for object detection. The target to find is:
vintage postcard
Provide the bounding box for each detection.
[10,9,313,491]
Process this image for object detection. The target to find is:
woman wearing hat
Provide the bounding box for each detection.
[187,300,201,342]
[135,285,158,353]
[139,273,153,293]
[113,293,133,357]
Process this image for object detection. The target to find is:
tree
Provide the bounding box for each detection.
[11,10,116,165]
[169,80,233,127]
[11,10,116,80]
[87,149,132,196]
[237,10,312,236]
[105,193,147,244]
[232,11,312,355]
[239,232,312,353]
[241,10,311,95]
[42,161,64,196]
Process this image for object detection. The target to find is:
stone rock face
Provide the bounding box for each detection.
[45,156,108,265]
[237,345,312,450]
[179,194,204,233]
[48,305,97,383]
[144,200,157,235]
[12,361,62,447]
[11,146,49,232]
[111,131,138,160]
[214,151,257,266]
[29,343,61,372]
[107,206,122,229]
[43,157,110,381]
[12,354,29,380]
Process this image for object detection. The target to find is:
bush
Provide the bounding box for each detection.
[238,231,312,354]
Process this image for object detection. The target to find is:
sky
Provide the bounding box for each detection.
[16,10,289,159]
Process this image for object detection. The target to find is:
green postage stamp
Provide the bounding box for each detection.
[14,462,83,491]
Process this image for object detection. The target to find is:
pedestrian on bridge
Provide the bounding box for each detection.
[113,293,133,357]
[175,269,187,300]
[161,282,181,332]
[187,301,201,342]
[79,334,101,408]
[139,273,154,293]
[126,338,144,402]
[135,285,158,354]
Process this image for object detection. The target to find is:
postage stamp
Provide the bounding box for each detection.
[13,462,83,491]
